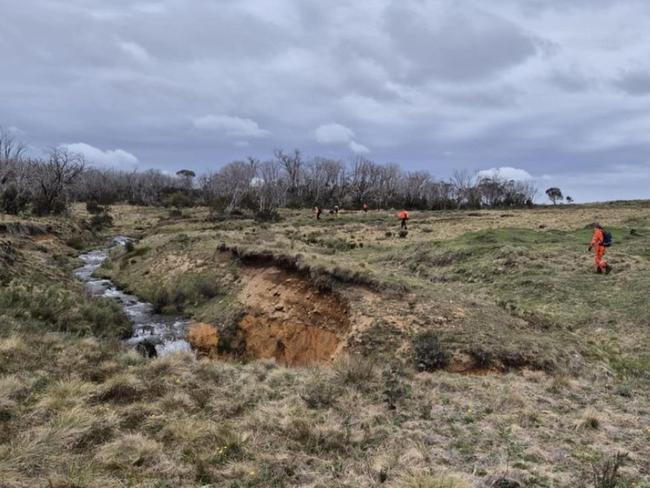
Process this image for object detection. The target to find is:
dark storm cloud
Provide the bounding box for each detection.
[1,0,650,202]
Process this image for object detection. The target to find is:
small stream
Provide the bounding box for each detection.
[74,236,192,356]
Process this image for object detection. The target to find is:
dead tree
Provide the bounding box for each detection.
[32,148,85,215]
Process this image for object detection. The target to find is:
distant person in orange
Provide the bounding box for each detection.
[362,202,368,213]
[398,210,409,230]
[588,223,612,274]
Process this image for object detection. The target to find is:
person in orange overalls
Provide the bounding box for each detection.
[588,223,612,274]
[398,210,409,229]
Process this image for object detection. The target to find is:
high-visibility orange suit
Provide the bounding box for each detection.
[398,210,409,229]
[590,227,608,273]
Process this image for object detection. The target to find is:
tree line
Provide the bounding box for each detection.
[1,128,538,219]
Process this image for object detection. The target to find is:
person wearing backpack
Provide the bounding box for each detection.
[588,223,612,274]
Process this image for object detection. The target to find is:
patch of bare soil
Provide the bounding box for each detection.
[31,234,56,242]
[237,267,351,366]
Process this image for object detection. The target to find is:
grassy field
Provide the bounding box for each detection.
[1,202,650,487]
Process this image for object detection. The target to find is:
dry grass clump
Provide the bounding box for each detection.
[36,377,96,412]
[187,322,219,357]
[1,406,99,476]
[95,433,164,471]
[0,374,28,406]
[94,373,143,405]
[575,407,602,430]
[397,472,470,488]
[0,335,30,368]
[333,354,377,387]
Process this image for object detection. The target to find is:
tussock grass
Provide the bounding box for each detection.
[397,473,470,488]
[575,407,602,431]
[95,433,165,471]
[2,203,650,486]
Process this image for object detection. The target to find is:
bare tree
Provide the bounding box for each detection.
[401,170,430,208]
[274,149,303,196]
[254,160,288,219]
[204,160,257,213]
[350,157,377,205]
[305,157,346,205]
[452,169,480,208]
[32,148,85,215]
[0,127,26,166]
[1,128,544,215]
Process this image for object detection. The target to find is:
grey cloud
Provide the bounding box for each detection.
[1,0,650,202]
[382,0,539,83]
[615,70,650,96]
[549,68,596,93]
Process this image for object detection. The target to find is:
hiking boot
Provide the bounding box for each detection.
[605,264,612,275]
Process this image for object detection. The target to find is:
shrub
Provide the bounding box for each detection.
[412,331,449,372]
[591,452,629,488]
[0,184,30,215]
[382,365,411,409]
[162,191,194,209]
[399,230,409,238]
[334,354,376,386]
[65,235,86,250]
[469,345,493,369]
[310,271,336,293]
[197,279,220,299]
[85,200,103,214]
[300,372,340,409]
[32,195,67,216]
[150,285,187,313]
[255,209,282,222]
[89,212,113,231]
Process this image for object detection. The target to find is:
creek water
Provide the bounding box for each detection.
[74,236,191,356]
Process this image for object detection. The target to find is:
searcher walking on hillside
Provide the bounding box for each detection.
[588,223,612,274]
[398,210,409,230]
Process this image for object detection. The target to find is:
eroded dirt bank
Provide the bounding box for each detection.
[237,266,351,366]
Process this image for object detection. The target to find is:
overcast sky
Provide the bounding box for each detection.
[2,0,650,202]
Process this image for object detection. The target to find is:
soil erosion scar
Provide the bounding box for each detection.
[238,266,350,366]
